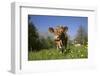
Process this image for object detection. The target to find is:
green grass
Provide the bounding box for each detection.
[28,45,88,60]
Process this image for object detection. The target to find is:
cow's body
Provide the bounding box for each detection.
[48,26,68,53]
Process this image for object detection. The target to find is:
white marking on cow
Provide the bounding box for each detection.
[54,35,58,39]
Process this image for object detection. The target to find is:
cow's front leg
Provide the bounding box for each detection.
[59,40,65,53]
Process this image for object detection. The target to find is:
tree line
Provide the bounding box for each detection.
[28,16,55,52]
[74,25,88,45]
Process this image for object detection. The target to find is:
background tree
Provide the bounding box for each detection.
[28,16,55,51]
[28,16,40,51]
[45,36,55,49]
[74,25,88,45]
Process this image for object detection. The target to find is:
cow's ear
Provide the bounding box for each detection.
[63,26,68,32]
[48,27,54,33]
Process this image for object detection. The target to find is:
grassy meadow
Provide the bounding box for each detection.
[28,45,88,60]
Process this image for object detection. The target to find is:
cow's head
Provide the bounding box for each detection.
[48,26,68,50]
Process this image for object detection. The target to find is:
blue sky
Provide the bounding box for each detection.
[29,15,88,39]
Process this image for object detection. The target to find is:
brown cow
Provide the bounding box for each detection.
[48,26,68,53]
